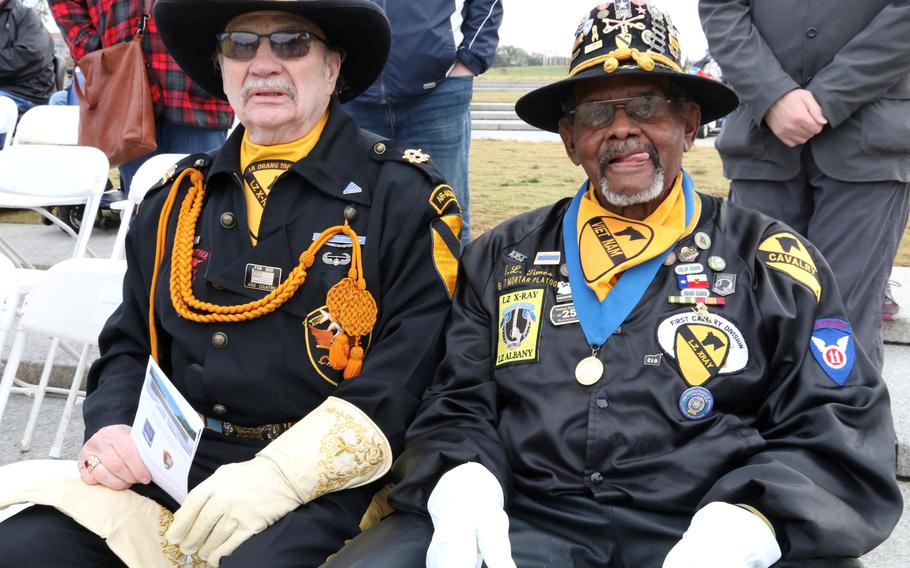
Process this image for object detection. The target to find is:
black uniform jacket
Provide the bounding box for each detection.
[389,193,902,559]
[83,100,460,483]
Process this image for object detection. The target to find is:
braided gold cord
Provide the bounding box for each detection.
[148,168,377,370]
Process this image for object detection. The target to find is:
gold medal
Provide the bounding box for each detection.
[575,355,604,385]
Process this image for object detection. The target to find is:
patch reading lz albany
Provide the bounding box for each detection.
[657,311,748,382]
[428,184,461,215]
[809,318,855,386]
[758,232,821,302]
[496,289,544,366]
[580,216,654,282]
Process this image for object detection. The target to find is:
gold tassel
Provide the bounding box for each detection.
[344,341,364,379]
[329,332,350,370]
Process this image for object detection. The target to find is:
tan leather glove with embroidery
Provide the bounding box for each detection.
[166,396,391,566]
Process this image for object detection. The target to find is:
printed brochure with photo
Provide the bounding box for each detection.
[130,357,203,504]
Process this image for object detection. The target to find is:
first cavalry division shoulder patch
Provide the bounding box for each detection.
[809,318,855,386]
[496,288,544,366]
[758,232,821,302]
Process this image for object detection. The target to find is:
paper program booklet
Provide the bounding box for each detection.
[130,357,203,504]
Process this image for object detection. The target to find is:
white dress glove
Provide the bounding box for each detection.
[426,462,517,568]
[663,502,782,568]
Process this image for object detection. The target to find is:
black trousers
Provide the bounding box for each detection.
[0,429,375,568]
[325,491,865,568]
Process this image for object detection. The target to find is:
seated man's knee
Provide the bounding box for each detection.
[324,512,434,568]
[0,505,125,567]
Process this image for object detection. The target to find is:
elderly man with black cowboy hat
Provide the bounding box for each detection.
[0,0,462,566]
[325,3,902,568]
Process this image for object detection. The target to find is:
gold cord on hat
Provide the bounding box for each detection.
[148,168,377,379]
[570,47,682,77]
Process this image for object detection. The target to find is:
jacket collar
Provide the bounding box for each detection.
[207,97,372,206]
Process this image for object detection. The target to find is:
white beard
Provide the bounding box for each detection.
[597,168,666,208]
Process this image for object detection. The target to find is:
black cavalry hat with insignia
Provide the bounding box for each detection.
[516,0,739,133]
[155,0,390,102]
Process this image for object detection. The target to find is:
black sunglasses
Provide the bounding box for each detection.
[569,96,677,130]
[216,30,328,61]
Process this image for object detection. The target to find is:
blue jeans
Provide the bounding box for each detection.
[119,120,227,196]
[344,76,473,248]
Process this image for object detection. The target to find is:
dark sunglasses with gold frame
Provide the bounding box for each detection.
[216,30,329,61]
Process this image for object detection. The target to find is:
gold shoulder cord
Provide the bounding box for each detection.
[148,168,377,379]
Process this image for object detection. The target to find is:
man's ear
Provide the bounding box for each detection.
[682,101,701,151]
[558,117,582,166]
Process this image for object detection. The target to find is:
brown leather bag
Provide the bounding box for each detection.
[74,10,156,166]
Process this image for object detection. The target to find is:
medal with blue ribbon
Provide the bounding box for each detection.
[563,171,696,385]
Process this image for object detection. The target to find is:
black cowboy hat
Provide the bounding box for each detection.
[516,1,739,133]
[155,0,390,102]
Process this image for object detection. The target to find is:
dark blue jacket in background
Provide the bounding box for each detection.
[356,0,503,103]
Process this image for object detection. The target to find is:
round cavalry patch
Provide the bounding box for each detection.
[304,306,372,386]
[657,311,748,385]
[758,232,821,302]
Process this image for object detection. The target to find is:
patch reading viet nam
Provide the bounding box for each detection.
[657,311,748,385]
[809,318,855,386]
[496,289,544,366]
[758,232,821,301]
[580,216,655,282]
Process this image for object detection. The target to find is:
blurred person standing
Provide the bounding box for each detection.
[49,0,234,195]
[699,0,910,372]
[344,0,503,249]
[0,0,56,116]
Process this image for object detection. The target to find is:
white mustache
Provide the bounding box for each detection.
[240,77,298,102]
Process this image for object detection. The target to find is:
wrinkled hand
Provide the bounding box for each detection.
[449,61,475,78]
[166,457,299,566]
[663,502,781,568]
[78,424,151,490]
[426,463,516,568]
[764,89,827,147]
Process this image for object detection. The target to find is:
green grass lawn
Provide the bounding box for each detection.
[478,66,569,81]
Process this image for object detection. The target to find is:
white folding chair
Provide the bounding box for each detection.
[110,153,188,260]
[0,258,126,457]
[11,104,80,146]
[0,96,18,150]
[0,144,108,268]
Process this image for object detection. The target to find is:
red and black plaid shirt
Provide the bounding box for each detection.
[49,0,233,129]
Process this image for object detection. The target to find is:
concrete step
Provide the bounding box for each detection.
[471,120,539,132]
[883,266,910,344]
[471,102,516,112]
[472,110,521,121]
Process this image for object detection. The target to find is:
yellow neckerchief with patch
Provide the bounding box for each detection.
[240,111,329,244]
[577,172,700,301]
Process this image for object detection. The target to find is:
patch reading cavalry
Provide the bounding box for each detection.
[579,216,654,282]
[496,289,544,366]
[758,232,821,301]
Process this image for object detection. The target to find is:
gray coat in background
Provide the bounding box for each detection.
[699,0,910,183]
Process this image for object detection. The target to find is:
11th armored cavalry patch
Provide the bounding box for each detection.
[496,289,544,366]
[758,232,821,301]
[810,318,855,386]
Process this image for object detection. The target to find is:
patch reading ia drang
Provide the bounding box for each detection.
[758,232,821,301]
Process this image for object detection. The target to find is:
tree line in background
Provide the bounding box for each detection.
[493,45,570,68]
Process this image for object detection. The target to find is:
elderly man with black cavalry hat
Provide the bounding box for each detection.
[0,0,462,566]
[326,3,902,568]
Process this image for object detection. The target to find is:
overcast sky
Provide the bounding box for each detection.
[497,0,708,61]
